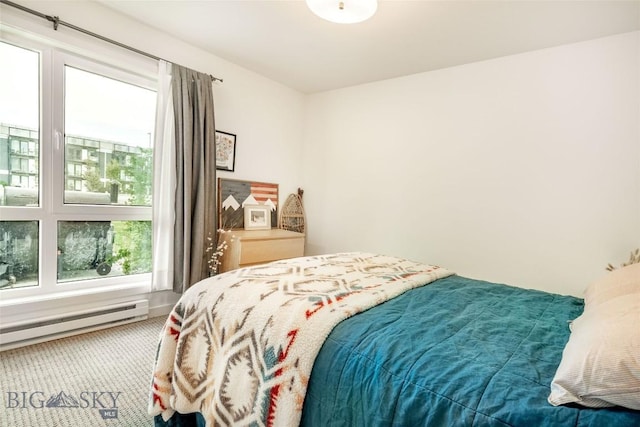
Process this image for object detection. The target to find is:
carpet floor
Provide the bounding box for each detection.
[0,316,166,427]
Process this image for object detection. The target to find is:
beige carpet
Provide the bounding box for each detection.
[0,316,166,427]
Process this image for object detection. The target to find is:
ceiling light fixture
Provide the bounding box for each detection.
[306,0,378,24]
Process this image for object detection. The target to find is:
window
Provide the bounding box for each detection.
[64,66,154,206]
[0,37,156,297]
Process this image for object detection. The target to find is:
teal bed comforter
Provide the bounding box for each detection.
[155,275,640,426]
[299,275,640,426]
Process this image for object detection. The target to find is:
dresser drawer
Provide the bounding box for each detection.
[219,229,305,272]
[240,237,305,266]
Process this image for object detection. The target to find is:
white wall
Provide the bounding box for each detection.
[302,32,640,297]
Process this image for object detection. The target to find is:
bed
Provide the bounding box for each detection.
[149,252,640,426]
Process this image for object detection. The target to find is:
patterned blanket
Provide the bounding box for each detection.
[149,252,453,426]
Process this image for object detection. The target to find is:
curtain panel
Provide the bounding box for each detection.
[171,64,217,293]
[151,60,176,292]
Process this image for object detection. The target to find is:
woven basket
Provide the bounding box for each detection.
[279,193,306,234]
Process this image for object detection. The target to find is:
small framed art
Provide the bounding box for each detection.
[215,130,236,172]
[244,205,271,230]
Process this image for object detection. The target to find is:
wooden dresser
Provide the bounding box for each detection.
[218,229,305,273]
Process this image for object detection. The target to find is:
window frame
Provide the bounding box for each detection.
[0,34,156,301]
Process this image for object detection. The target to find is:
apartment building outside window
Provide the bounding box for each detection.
[0,37,157,297]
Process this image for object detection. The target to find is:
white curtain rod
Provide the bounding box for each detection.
[0,0,224,83]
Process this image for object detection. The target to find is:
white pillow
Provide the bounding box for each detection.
[548,263,640,409]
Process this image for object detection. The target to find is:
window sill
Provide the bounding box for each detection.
[0,278,150,307]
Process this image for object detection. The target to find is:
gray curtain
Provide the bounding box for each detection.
[171,64,216,293]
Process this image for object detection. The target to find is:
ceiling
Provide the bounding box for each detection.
[97,0,640,94]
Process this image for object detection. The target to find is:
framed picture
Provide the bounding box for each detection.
[215,130,236,172]
[218,178,279,229]
[244,205,271,230]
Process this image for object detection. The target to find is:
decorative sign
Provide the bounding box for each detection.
[218,178,278,230]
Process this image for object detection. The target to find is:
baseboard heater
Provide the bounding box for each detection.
[0,299,149,351]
